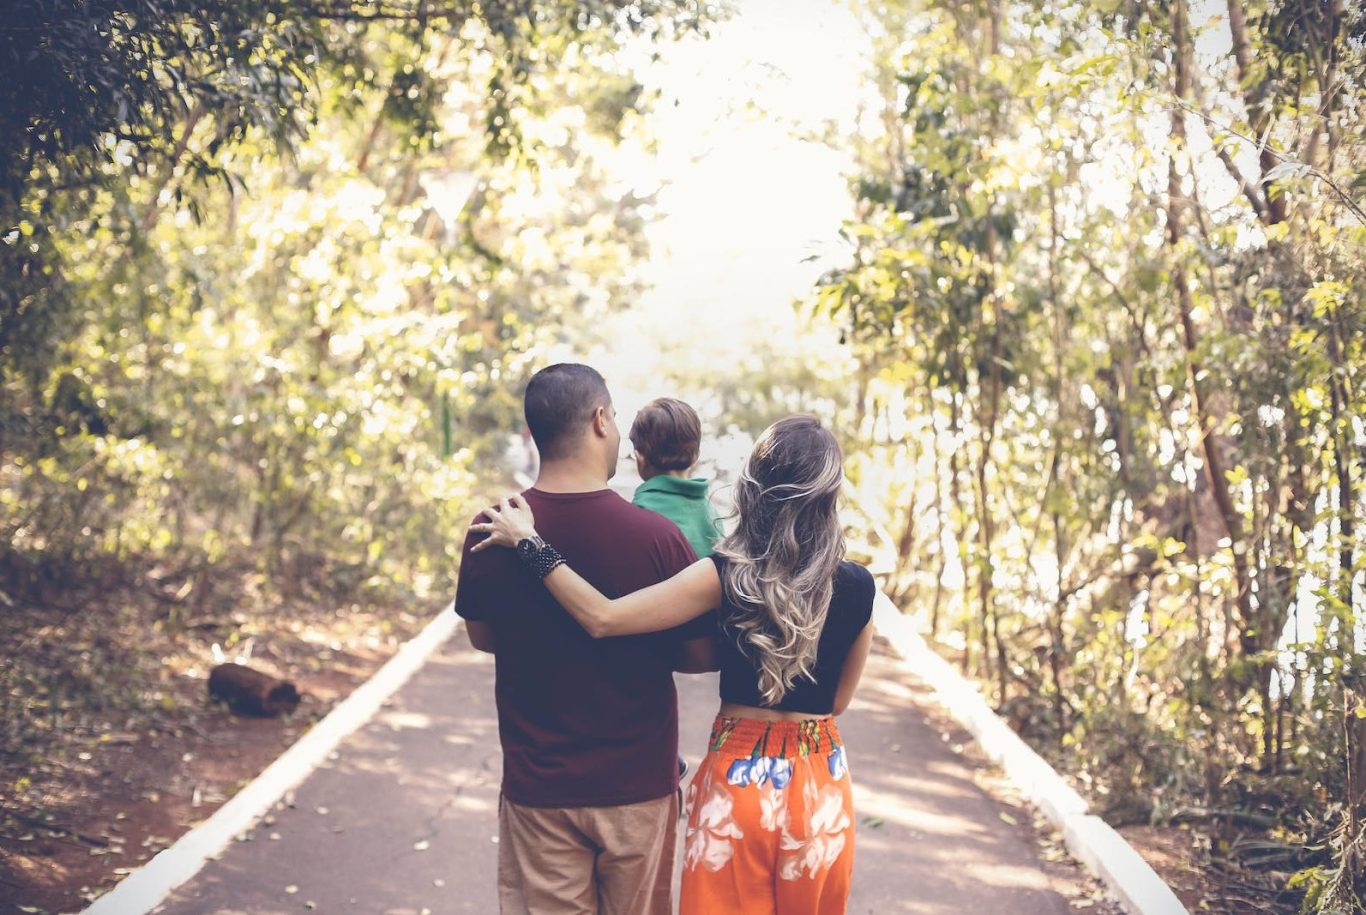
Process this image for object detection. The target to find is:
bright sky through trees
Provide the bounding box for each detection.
[4,1,1365,909]
[587,0,869,430]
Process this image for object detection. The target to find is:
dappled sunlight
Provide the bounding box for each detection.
[447,794,497,815]
[5,0,1363,910]
[854,783,992,838]
[160,634,505,913]
[855,763,989,804]
[585,0,867,431]
[375,710,435,732]
[830,645,1079,911]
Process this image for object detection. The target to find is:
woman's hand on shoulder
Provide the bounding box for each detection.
[469,494,539,552]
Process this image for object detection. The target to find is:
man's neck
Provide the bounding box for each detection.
[534,459,610,494]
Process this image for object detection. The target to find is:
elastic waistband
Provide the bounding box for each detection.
[707,714,843,758]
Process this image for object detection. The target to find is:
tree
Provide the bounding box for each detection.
[0,1,720,598]
[818,0,1366,906]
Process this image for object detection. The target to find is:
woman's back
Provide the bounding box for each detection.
[709,555,875,716]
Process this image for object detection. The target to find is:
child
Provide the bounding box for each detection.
[629,398,720,558]
[629,397,720,798]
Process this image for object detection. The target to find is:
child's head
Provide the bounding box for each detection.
[630,397,701,479]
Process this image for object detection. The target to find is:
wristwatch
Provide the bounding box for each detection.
[516,535,564,579]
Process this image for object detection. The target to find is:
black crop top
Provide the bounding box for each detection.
[709,554,876,715]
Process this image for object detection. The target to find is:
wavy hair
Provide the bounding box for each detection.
[715,415,846,704]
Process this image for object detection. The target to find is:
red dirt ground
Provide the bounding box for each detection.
[1,588,433,914]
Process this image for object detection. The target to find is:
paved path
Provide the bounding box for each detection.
[158,627,1085,914]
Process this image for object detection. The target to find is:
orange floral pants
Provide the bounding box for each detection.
[680,715,855,915]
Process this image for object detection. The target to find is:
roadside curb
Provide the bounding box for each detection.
[871,591,1188,915]
[84,606,460,915]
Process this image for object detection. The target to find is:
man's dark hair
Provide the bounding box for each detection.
[524,363,611,461]
[629,397,701,472]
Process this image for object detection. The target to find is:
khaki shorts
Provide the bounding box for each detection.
[497,793,678,915]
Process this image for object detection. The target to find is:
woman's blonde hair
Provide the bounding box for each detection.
[715,415,846,704]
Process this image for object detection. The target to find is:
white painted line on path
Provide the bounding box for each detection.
[872,590,1188,915]
[84,606,461,915]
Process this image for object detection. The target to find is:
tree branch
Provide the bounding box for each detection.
[140,100,208,232]
[1072,246,1155,363]
[1168,100,1366,226]
[1225,0,1285,223]
[289,2,474,22]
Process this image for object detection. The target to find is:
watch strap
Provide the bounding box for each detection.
[517,536,565,579]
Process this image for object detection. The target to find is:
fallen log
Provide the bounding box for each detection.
[208,663,301,717]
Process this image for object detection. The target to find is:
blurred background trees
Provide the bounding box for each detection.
[814,0,1366,907]
[0,0,714,605]
[4,0,1365,909]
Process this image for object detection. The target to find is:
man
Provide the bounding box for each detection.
[455,363,715,915]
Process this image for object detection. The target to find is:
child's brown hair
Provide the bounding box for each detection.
[629,398,701,472]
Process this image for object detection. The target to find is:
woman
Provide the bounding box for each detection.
[471,415,875,914]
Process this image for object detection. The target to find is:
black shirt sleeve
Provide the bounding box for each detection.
[837,561,876,642]
[855,563,876,630]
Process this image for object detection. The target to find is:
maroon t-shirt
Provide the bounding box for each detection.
[454,487,705,808]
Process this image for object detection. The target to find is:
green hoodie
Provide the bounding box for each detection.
[633,475,721,558]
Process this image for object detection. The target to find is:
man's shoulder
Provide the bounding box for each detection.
[526,488,682,541]
[463,488,534,527]
[590,493,696,565]
[609,494,690,539]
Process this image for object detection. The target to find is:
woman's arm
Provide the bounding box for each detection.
[470,495,722,638]
[831,621,873,715]
[542,557,720,637]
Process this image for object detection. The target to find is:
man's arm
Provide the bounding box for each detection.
[465,619,496,654]
[674,632,718,673]
[455,519,496,653]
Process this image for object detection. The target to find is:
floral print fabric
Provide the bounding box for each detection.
[680,716,855,915]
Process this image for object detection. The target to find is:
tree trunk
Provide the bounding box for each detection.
[949,376,970,673]
[927,402,947,638]
[1167,0,1257,679]
[975,315,1007,703]
[892,483,920,601]
[1225,0,1286,225]
[1346,688,1366,858]
[1328,307,1357,648]
[1050,510,1069,738]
